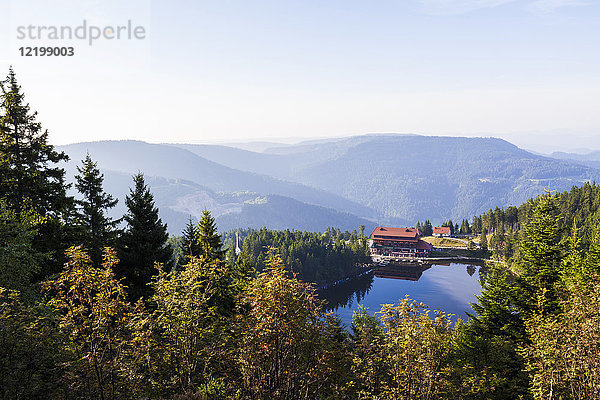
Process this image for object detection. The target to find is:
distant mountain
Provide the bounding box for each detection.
[549,151,600,169]
[94,171,373,235]
[221,141,290,152]
[59,136,600,234]
[58,141,375,219]
[215,195,376,233]
[58,141,376,235]
[171,144,291,178]
[177,135,600,222]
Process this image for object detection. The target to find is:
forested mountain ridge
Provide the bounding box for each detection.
[62,169,373,235]
[57,141,379,233]
[174,135,600,223]
[549,150,600,168]
[58,136,600,233]
[58,141,375,218]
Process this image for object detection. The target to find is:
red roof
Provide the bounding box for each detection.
[433,226,451,234]
[416,240,433,250]
[371,227,420,241]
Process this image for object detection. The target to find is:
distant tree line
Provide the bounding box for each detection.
[416,218,471,236]
[238,226,370,285]
[467,182,600,260]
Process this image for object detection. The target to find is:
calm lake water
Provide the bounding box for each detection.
[319,262,486,327]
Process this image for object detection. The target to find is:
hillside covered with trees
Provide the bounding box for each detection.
[238,227,370,285]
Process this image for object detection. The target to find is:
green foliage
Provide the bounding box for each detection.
[196,209,225,261]
[0,67,73,277]
[150,255,236,394]
[522,278,600,400]
[3,71,600,399]
[456,265,530,399]
[240,227,369,285]
[44,246,143,399]
[460,218,471,234]
[74,154,119,266]
[0,200,41,290]
[479,230,488,250]
[179,216,200,260]
[0,287,64,399]
[475,182,600,262]
[514,193,563,316]
[0,67,71,218]
[416,219,433,236]
[117,173,172,300]
[237,249,349,399]
[351,298,454,400]
[583,224,600,277]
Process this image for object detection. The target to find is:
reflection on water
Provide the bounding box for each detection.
[319,262,487,326]
[317,272,375,311]
[373,263,432,281]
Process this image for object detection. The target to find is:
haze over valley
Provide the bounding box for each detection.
[58,134,600,235]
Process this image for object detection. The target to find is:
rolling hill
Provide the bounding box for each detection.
[58,135,600,234]
[176,135,600,222]
[57,141,378,234]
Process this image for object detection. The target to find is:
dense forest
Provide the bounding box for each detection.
[2,68,600,399]
[237,227,370,285]
[465,182,600,262]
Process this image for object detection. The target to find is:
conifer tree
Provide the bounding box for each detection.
[423,220,433,236]
[0,67,73,276]
[561,223,584,282]
[515,192,563,316]
[479,230,488,250]
[74,154,118,266]
[0,67,71,217]
[460,219,471,234]
[180,216,200,258]
[117,173,172,300]
[196,210,225,261]
[583,225,600,277]
[469,266,523,341]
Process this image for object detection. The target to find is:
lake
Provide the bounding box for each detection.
[318,262,486,327]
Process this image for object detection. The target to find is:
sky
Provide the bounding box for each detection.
[1,0,599,153]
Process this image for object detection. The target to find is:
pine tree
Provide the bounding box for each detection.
[480,230,488,250]
[514,192,563,316]
[460,219,471,234]
[74,154,118,266]
[0,67,71,217]
[117,173,172,301]
[0,67,73,277]
[459,265,530,398]
[583,225,600,277]
[423,220,433,236]
[196,210,225,261]
[180,216,200,259]
[469,265,523,341]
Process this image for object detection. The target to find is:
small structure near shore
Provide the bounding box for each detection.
[433,226,451,237]
[369,226,433,263]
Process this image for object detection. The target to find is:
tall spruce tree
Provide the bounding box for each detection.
[74,154,118,266]
[514,192,563,316]
[424,219,433,236]
[0,67,73,277]
[583,225,600,277]
[180,216,200,259]
[117,173,172,300]
[197,210,224,261]
[0,67,71,217]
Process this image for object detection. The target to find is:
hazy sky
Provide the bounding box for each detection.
[1,0,599,152]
